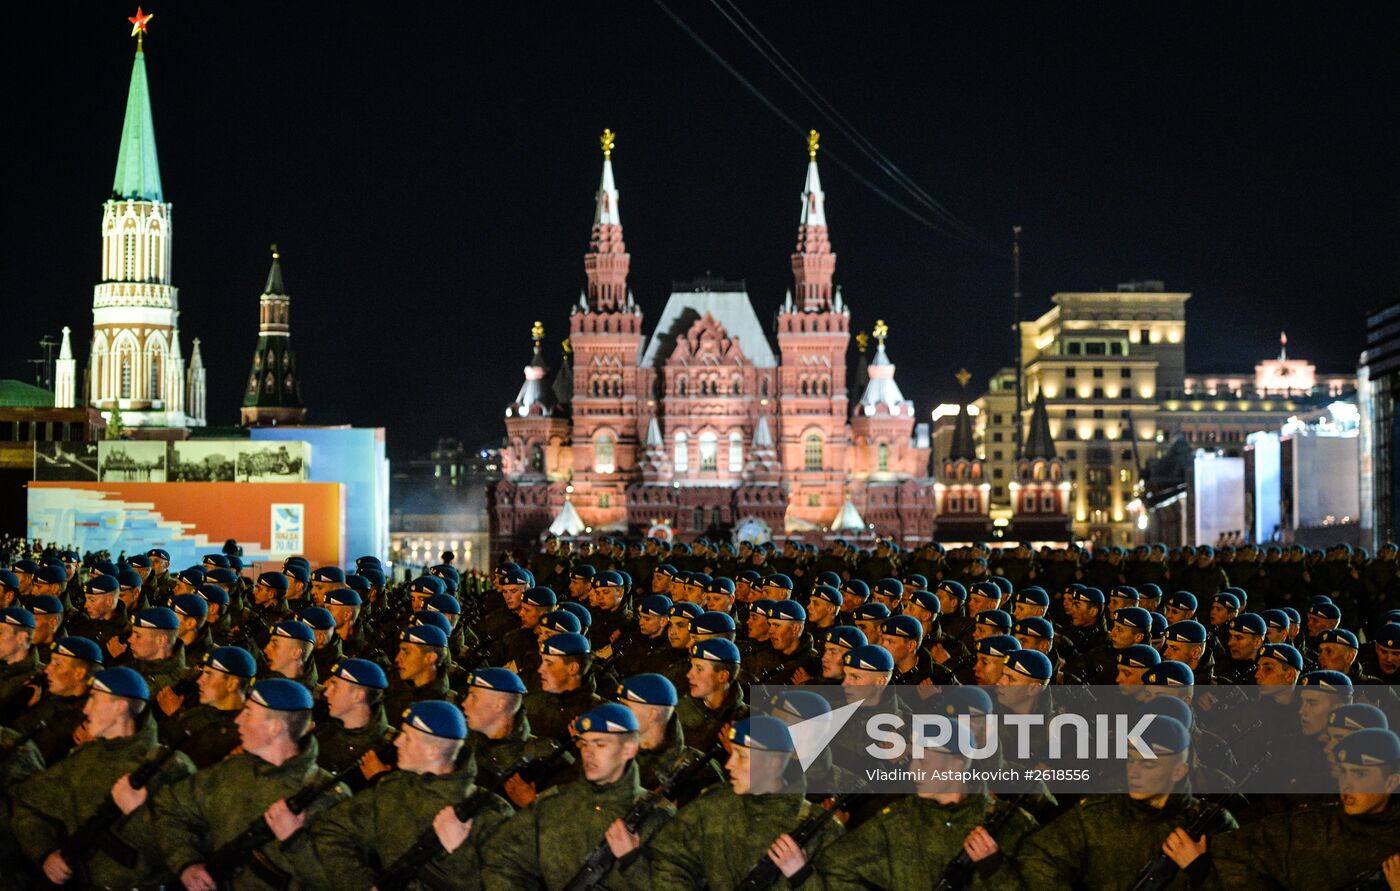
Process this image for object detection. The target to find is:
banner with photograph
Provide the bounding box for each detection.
[97,441,167,482]
[33,442,99,481]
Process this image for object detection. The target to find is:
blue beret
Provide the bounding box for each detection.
[226,555,244,572]
[988,575,1013,595]
[823,626,867,649]
[574,702,640,735]
[974,609,1013,631]
[1259,643,1304,671]
[1318,628,1359,649]
[142,548,167,563]
[197,584,229,607]
[762,574,794,592]
[176,567,206,587]
[668,602,703,620]
[270,619,316,644]
[1140,714,1191,755]
[297,607,335,632]
[809,586,843,609]
[1310,594,1334,606]
[1138,584,1163,600]
[1141,696,1194,730]
[842,579,871,600]
[1005,649,1054,681]
[557,602,592,629]
[902,574,928,590]
[735,569,760,583]
[874,578,904,599]
[1330,703,1389,732]
[816,571,842,588]
[402,700,468,739]
[567,564,595,580]
[172,594,209,621]
[842,644,895,672]
[942,685,994,715]
[706,577,737,597]
[258,571,290,592]
[655,564,679,579]
[1147,612,1168,637]
[691,611,737,635]
[135,607,179,631]
[539,611,582,634]
[618,673,677,707]
[25,595,63,615]
[690,638,741,664]
[1070,587,1105,605]
[424,593,462,616]
[1142,660,1195,686]
[1376,623,1400,649]
[540,632,590,656]
[206,568,238,585]
[1114,607,1152,630]
[634,596,670,620]
[283,565,311,583]
[115,568,143,589]
[85,575,119,595]
[52,636,103,665]
[853,603,892,621]
[975,635,1021,658]
[970,581,1002,601]
[882,615,923,641]
[91,558,113,576]
[410,576,447,596]
[12,559,40,574]
[91,666,149,701]
[1259,609,1290,629]
[1166,591,1197,611]
[284,556,311,571]
[326,588,363,607]
[1309,601,1342,620]
[127,554,152,570]
[772,690,831,721]
[521,587,557,608]
[1299,670,1353,694]
[430,564,460,587]
[728,715,794,752]
[401,623,450,648]
[344,575,371,594]
[1013,587,1050,607]
[1110,585,1141,602]
[249,677,314,711]
[1335,728,1400,768]
[1212,591,1241,611]
[36,565,67,585]
[204,646,258,678]
[750,599,775,618]
[592,570,624,589]
[768,601,806,622]
[0,570,19,591]
[1117,644,1162,669]
[1015,616,1055,640]
[1165,620,1208,644]
[202,554,231,569]
[466,667,528,694]
[360,568,386,587]
[1230,613,1267,635]
[909,590,941,613]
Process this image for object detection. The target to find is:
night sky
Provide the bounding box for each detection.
[6,4,1396,461]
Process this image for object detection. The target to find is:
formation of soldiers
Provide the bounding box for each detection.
[0,534,1397,889]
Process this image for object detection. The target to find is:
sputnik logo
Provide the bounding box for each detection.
[788,699,865,771]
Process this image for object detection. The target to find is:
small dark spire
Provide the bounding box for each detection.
[948,369,977,462]
[1021,389,1057,461]
[265,244,286,295]
[552,339,573,408]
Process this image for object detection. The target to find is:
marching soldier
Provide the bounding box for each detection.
[315,658,393,791]
[14,635,103,764]
[160,645,258,767]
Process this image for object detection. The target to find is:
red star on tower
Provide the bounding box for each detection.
[128,7,153,44]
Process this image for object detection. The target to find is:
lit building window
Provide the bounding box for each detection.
[804,433,824,471]
[674,432,688,472]
[877,443,889,471]
[699,432,718,472]
[728,431,743,472]
[594,432,615,474]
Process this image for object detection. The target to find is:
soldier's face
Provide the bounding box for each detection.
[1338,764,1400,814]
[44,653,90,697]
[0,626,32,664]
[968,594,999,616]
[1109,624,1142,650]
[173,579,196,597]
[703,593,733,614]
[518,603,547,630]
[1378,645,1400,677]
[638,613,665,637]
[462,686,513,730]
[395,725,458,774]
[197,667,234,706]
[667,619,692,650]
[130,627,174,662]
[1318,643,1356,673]
[151,557,170,575]
[841,667,890,689]
[1163,641,1202,666]
[1116,664,1149,686]
[537,654,577,694]
[1254,659,1296,687]
[397,644,439,685]
[1126,750,1188,800]
[686,660,727,699]
[973,653,1005,686]
[1163,604,1192,624]
[879,634,916,666]
[821,644,848,679]
[82,690,136,740]
[1227,631,1262,662]
[236,701,289,753]
[1307,614,1338,638]
[1012,602,1045,621]
[1208,604,1233,627]
[133,564,152,581]
[577,732,638,785]
[767,619,802,651]
[1265,625,1289,644]
[500,585,526,611]
[651,575,671,595]
[746,610,771,640]
[1298,691,1340,737]
[85,592,118,620]
[857,619,884,642]
[327,604,357,629]
[253,582,280,608]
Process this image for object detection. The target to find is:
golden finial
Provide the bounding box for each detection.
[855,331,870,353]
[562,338,572,355]
[873,319,889,343]
[270,243,280,261]
[531,321,545,343]
[807,129,820,160]
[600,129,616,160]
[128,6,153,51]
[955,368,972,389]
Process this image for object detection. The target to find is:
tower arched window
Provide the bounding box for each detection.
[149,351,162,400]
[677,377,687,396]
[877,443,889,472]
[122,228,137,280]
[728,431,743,472]
[804,433,824,471]
[119,350,133,399]
[674,432,689,472]
[699,432,718,472]
[594,432,615,474]
[760,378,770,398]
[800,379,809,396]
[731,376,742,395]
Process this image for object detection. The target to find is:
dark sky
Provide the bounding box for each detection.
[6,4,1396,460]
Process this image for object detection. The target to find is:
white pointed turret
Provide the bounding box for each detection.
[799,155,827,227]
[185,337,206,425]
[549,500,587,537]
[594,140,621,226]
[857,321,912,416]
[55,326,77,408]
[511,322,556,417]
[831,496,865,531]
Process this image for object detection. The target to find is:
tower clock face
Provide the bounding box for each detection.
[733,517,771,545]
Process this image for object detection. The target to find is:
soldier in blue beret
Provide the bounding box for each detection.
[870,578,905,611]
[1116,643,1162,686]
[1163,590,1198,624]
[1216,612,1267,684]
[1061,585,1112,683]
[1108,585,1142,614]
[11,635,102,763]
[1315,627,1377,685]
[1323,703,1390,771]
[263,618,320,694]
[22,594,63,650]
[10,663,196,888]
[1011,586,1051,620]
[749,599,814,685]
[618,672,717,797]
[676,638,747,751]
[67,571,131,654]
[483,701,674,891]
[972,634,1020,685]
[701,577,736,616]
[1141,660,1196,691]
[814,626,866,684]
[838,578,871,618]
[967,581,1004,618]
[520,632,602,742]
[112,606,187,700]
[158,644,259,766]
[459,667,542,801]
[851,601,891,645]
[1299,670,1355,744]
[608,594,674,681]
[296,606,344,683]
[322,587,374,665]
[384,624,455,729]
[1368,622,1400,684]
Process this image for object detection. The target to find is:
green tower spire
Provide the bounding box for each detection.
[111,38,163,202]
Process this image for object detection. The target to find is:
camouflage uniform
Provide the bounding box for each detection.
[1210,799,1400,890]
[675,683,748,751]
[0,725,46,882]
[159,702,243,768]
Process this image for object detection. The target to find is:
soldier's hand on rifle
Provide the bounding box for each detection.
[504,773,537,807]
[180,863,217,891]
[767,833,807,878]
[963,826,1000,862]
[42,850,73,884]
[1382,853,1400,890]
[431,806,474,854]
[1162,827,1207,868]
[361,748,393,781]
[107,636,127,659]
[157,686,184,716]
[112,773,148,814]
[604,819,641,858]
[264,798,306,841]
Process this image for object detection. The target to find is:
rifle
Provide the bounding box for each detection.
[205,737,397,889]
[560,742,725,891]
[56,731,189,879]
[1336,865,1386,890]
[373,784,496,891]
[1127,753,1271,891]
[0,720,45,759]
[931,794,1029,891]
[734,792,855,891]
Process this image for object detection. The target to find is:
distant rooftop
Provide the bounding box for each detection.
[0,379,55,408]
